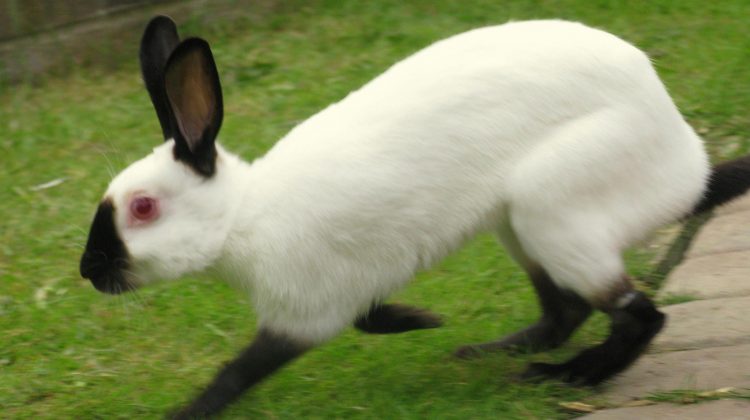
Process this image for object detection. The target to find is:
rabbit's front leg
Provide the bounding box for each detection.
[170,328,310,419]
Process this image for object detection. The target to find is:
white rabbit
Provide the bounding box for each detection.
[80,15,750,418]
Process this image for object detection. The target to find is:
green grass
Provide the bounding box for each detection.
[2,1,749,418]
[646,387,750,404]
[658,294,700,306]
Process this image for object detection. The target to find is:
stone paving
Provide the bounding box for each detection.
[580,194,750,418]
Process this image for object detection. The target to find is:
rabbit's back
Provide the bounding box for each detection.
[253,20,701,256]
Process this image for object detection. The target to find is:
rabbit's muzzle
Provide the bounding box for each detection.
[80,199,133,294]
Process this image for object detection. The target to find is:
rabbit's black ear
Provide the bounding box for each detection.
[140,15,180,141]
[164,38,223,177]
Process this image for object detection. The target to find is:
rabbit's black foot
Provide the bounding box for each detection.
[521,291,665,386]
[354,303,443,334]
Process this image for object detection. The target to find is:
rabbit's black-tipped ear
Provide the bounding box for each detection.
[140,15,180,140]
[164,38,223,177]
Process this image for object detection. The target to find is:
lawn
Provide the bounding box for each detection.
[2,1,749,418]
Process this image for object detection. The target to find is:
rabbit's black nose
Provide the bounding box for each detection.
[80,198,131,294]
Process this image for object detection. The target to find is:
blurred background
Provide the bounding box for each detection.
[0,0,274,83]
[1,1,749,418]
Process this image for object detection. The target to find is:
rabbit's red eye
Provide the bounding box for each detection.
[130,196,158,222]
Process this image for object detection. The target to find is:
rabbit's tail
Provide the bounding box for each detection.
[691,155,750,215]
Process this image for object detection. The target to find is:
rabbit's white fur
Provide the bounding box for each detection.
[105,20,708,343]
[106,143,244,282]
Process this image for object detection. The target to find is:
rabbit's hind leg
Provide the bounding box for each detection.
[509,206,665,384]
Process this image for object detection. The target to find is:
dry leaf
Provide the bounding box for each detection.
[31,177,67,191]
[697,387,736,398]
[558,401,596,413]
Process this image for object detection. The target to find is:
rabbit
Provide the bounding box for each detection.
[80,15,750,418]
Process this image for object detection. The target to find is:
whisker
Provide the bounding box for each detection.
[120,269,148,308]
[122,268,146,284]
[128,289,148,312]
[101,135,129,176]
[97,148,117,180]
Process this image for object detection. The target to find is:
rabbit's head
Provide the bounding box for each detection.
[80,16,234,294]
